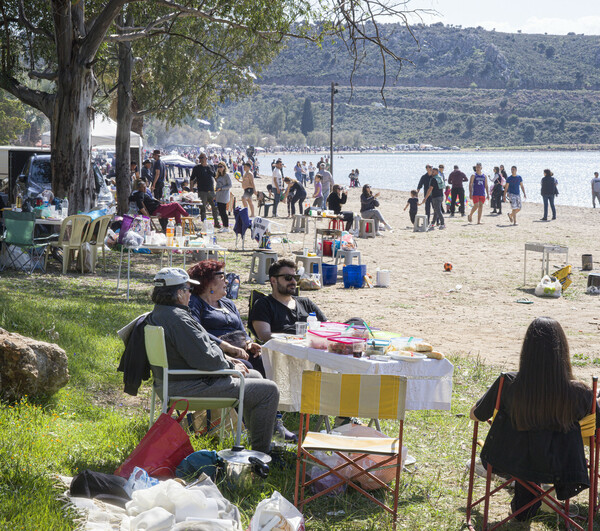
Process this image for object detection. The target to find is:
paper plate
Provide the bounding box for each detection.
[369,355,393,362]
[388,352,427,362]
[270,333,305,342]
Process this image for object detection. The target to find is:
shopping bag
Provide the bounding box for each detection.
[250,491,305,531]
[115,400,194,479]
[534,275,562,298]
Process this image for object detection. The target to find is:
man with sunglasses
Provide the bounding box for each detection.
[250,259,327,343]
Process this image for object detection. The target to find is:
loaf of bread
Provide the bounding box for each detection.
[426,351,445,360]
[403,342,433,353]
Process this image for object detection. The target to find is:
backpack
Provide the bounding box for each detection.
[225,272,240,299]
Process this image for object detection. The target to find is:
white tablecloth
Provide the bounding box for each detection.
[262,339,454,412]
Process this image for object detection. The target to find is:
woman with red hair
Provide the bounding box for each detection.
[187,260,263,374]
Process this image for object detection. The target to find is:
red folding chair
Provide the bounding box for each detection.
[466,374,598,530]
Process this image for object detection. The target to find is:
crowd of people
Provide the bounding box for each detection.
[412,162,559,230]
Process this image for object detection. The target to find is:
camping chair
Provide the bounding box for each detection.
[294,371,408,530]
[247,289,267,341]
[48,214,91,274]
[145,325,245,447]
[0,211,54,273]
[257,190,273,218]
[81,214,112,273]
[233,206,252,250]
[465,374,598,531]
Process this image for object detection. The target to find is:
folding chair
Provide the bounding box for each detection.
[247,289,267,340]
[81,214,112,273]
[48,214,91,274]
[465,374,598,530]
[233,206,252,250]
[145,325,245,446]
[294,371,408,530]
[0,211,54,273]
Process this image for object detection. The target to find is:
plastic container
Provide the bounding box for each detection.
[376,269,390,287]
[327,336,367,355]
[313,263,337,285]
[343,264,367,289]
[307,329,341,349]
[366,339,391,357]
[322,240,334,257]
[345,326,369,339]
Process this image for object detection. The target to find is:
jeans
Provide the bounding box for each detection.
[198,190,220,226]
[361,209,385,232]
[542,194,556,219]
[273,191,281,216]
[321,184,331,209]
[593,191,600,208]
[450,188,465,214]
[432,196,445,226]
[290,193,306,216]
[165,369,279,454]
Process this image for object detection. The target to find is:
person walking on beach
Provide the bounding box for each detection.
[421,167,446,230]
[540,169,558,221]
[307,162,315,184]
[591,172,600,208]
[504,166,526,225]
[417,165,434,224]
[448,165,467,216]
[272,158,284,217]
[467,163,489,224]
[404,190,419,225]
[317,163,334,209]
[490,166,504,215]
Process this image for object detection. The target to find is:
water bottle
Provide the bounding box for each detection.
[307,312,319,331]
[204,218,214,236]
[166,218,175,246]
[175,223,182,246]
[15,191,22,209]
[62,197,69,216]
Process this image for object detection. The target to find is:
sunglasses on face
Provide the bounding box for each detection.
[274,273,300,282]
[180,287,192,292]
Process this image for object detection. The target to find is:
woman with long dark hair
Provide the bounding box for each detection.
[215,162,232,231]
[360,184,392,235]
[470,317,597,520]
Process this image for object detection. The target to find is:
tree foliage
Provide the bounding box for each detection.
[301,97,314,136]
[0,93,28,144]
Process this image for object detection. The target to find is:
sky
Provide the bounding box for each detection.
[407,0,600,35]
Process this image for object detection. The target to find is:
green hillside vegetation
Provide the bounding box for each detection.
[216,23,600,148]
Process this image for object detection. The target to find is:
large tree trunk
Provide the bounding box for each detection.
[50,0,96,214]
[115,15,134,216]
[51,68,96,213]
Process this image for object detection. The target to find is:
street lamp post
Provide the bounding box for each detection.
[330,82,338,178]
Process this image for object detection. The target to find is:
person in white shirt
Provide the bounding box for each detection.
[316,163,334,209]
[272,159,284,217]
[591,172,600,208]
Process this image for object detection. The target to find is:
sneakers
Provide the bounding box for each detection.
[439,224,446,230]
[427,224,435,231]
[274,418,297,443]
[218,227,230,233]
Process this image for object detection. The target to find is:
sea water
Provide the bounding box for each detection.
[257,151,600,208]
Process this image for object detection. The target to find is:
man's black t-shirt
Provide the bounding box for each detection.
[191,164,216,192]
[153,159,166,184]
[428,176,444,198]
[407,197,418,212]
[249,295,327,335]
[417,173,431,192]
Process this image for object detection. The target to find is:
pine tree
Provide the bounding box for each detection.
[301,98,314,136]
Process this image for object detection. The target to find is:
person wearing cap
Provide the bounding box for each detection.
[316,162,334,210]
[151,149,166,200]
[190,153,221,228]
[272,159,284,217]
[146,267,279,454]
[141,159,153,185]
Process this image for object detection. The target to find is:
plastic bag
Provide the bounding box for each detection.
[124,467,159,497]
[308,454,347,496]
[250,491,304,531]
[534,275,562,298]
[81,242,94,272]
[298,273,321,291]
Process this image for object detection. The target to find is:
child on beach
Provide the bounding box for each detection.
[404,190,419,225]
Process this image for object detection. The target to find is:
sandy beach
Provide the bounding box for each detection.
[233,177,600,379]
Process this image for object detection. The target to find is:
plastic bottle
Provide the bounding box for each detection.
[62,197,69,216]
[15,191,22,209]
[175,224,182,246]
[307,312,319,331]
[204,218,214,236]
[166,218,175,246]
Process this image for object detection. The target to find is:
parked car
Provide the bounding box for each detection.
[15,154,112,206]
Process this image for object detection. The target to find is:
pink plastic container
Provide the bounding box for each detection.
[327,336,367,356]
[307,330,341,349]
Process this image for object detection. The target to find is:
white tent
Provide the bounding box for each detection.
[161,155,196,168]
[41,114,143,148]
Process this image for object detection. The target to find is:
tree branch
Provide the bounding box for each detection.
[0,73,54,117]
[18,0,52,40]
[28,69,58,81]
[79,0,130,63]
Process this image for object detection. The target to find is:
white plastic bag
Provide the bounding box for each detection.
[534,275,562,298]
[81,242,94,272]
[250,491,304,531]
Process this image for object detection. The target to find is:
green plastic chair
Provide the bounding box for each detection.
[145,325,246,446]
[0,211,54,274]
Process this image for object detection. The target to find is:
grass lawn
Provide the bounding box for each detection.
[0,264,596,530]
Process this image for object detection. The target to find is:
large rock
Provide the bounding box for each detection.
[0,328,70,399]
